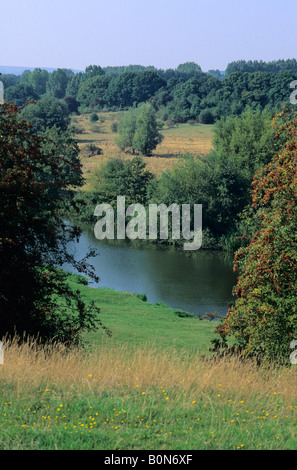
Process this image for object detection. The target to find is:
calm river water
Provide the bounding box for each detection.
[64,223,237,317]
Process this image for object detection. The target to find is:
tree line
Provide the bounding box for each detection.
[2,60,297,126]
[225,59,297,76]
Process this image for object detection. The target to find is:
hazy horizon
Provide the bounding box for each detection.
[1,0,296,73]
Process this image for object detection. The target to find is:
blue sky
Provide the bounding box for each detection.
[1,0,297,72]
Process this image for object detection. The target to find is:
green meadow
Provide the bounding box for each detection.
[1,275,297,450]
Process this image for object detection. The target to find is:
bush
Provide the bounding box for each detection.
[90,112,99,122]
[135,293,147,302]
[87,143,103,156]
[111,121,118,132]
[198,109,215,124]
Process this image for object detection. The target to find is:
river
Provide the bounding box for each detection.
[64,223,237,318]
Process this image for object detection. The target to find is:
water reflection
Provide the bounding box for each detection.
[64,222,237,317]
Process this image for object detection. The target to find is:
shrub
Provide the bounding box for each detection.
[198,109,215,124]
[111,121,118,132]
[90,112,99,122]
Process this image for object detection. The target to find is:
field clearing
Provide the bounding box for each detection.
[71,112,214,190]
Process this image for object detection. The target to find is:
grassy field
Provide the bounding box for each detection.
[71,112,214,190]
[1,276,297,450]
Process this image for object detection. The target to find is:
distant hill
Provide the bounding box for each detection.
[0,66,82,75]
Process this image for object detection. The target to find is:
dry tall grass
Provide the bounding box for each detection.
[72,112,214,189]
[1,336,296,402]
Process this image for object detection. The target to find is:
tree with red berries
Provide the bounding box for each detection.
[216,108,297,364]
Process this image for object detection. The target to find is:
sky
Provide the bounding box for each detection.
[1,0,297,72]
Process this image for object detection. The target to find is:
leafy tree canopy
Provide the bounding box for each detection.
[0,102,108,343]
[216,108,297,364]
[115,104,163,156]
[21,96,71,133]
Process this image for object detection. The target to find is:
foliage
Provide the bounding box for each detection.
[225,58,297,76]
[106,71,166,109]
[19,68,50,96]
[63,95,79,114]
[65,72,85,98]
[46,68,73,99]
[2,61,296,124]
[91,156,154,205]
[176,61,202,78]
[115,104,163,156]
[89,112,99,122]
[199,109,215,124]
[5,83,39,107]
[77,75,111,111]
[21,96,71,132]
[0,103,107,343]
[213,107,282,181]
[84,65,105,80]
[216,108,297,364]
[132,104,164,155]
[151,153,248,248]
[110,121,118,132]
[71,156,154,223]
[115,109,137,153]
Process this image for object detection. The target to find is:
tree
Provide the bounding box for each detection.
[91,156,154,206]
[63,95,79,114]
[176,62,202,79]
[21,96,71,133]
[225,59,297,76]
[115,105,163,156]
[84,65,105,79]
[161,75,221,123]
[28,68,49,96]
[213,108,281,182]
[131,71,166,104]
[106,72,137,108]
[153,153,248,248]
[73,156,154,223]
[132,104,164,156]
[90,112,99,122]
[46,69,71,99]
[115,109,138,153]
[77,75,111,111]
[5,83,39,107]
[65,72,85,98]
[0,102,108,343]
[0,73,19,89]
[216,108,297,364]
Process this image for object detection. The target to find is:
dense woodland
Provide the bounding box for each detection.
[2,59,297,124]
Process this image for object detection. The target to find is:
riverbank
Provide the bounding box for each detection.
[65,273,218,352]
